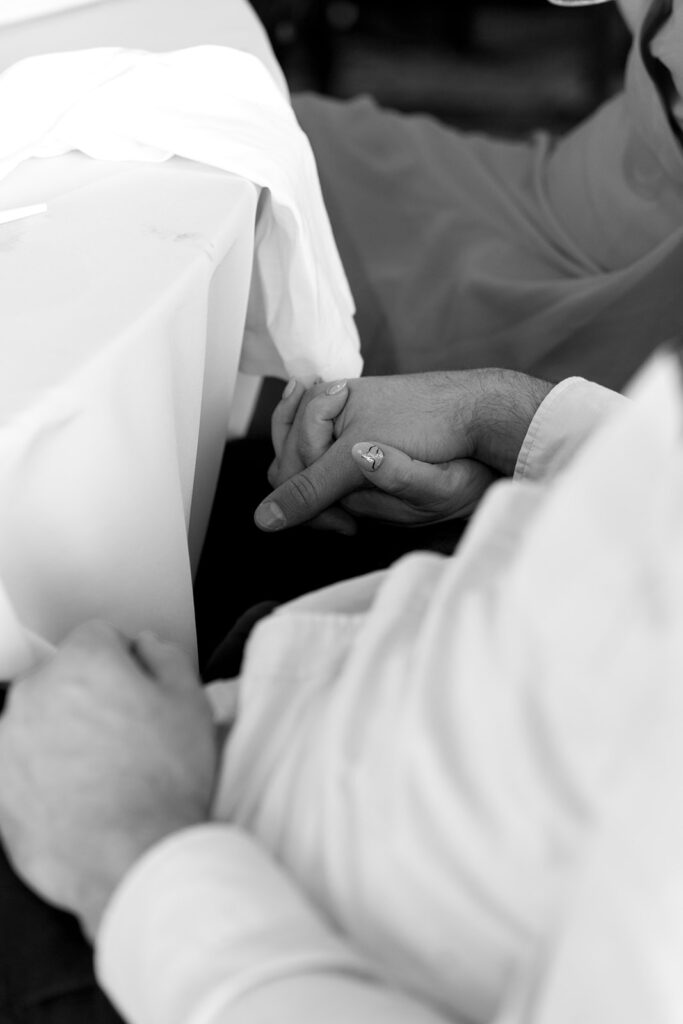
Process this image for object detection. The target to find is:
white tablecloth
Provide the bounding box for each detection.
[0,0,288,96]
[0,0,360,676]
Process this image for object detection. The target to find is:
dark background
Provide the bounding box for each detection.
[251,0,631,136]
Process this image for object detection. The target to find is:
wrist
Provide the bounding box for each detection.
[468,370,555,476]
[80,810,211,941]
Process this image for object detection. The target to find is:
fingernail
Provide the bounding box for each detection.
[254,501,286,531]
[352,442,384,472]
[326,379,347,396]
[282,378,297,399]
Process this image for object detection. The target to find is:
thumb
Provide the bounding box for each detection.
[254,439,361,532]
[349,441,494,520]
[350,442,442,501]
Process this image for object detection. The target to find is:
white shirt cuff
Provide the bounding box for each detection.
[95,824,374,1024]
[514,377,628,483]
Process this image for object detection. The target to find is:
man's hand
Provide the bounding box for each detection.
[0,621,218,940]
[255,370,554,532]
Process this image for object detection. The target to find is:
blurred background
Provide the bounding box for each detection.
[250,0,631,136]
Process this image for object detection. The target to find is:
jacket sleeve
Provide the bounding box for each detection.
[95,824,451,1024]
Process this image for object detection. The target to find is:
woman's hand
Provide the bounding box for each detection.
[256,369,553,532]
[346,440,495,525]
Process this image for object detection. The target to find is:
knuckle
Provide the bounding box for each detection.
[297,386,317,410]
[63,620,127,679]
[300,435,327,466]
[69,619,117,649]
[285,470,324,510]
[305,389,329,416]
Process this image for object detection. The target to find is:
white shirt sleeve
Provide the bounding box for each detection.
[514,377,628,482]
[97,357,682,1024]
[96,824,451,1024]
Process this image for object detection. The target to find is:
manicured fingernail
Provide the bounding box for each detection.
[282,378,297,399]
[326,379,347,396]
[352,442,384,472]
[254,501,286,531]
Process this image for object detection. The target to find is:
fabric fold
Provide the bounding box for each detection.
[0,44,362,383]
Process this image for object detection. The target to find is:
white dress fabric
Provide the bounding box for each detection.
[95,349,683,1024]
[292,0,683,391]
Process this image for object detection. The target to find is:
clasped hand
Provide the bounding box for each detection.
[0,622,217,940]
[256,369,554,533]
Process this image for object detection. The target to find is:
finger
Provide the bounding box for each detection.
[270,378,306,461]
[350,443,495,519]
[298,380,349,465]
[352,442,463,502]
[43,620,137,684]
[133,631,201,693]
[60,619,128,656]
[342,488,434,524]
[267,455,280,490]
[272,379,350,488]
[6,620,145,718]
[259,482,357,533]
[254,438,362,532]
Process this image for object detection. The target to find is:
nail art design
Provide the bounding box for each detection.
[357,444,384,471]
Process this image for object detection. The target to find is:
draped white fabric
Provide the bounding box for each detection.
[0,11,362,676]
[0,44,361,383]
[0,0,106,28]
